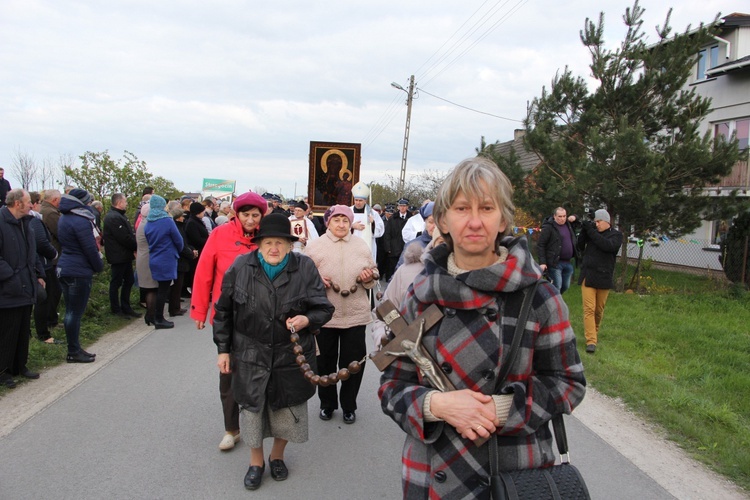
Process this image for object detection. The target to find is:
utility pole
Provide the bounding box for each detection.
[392,75,415,199]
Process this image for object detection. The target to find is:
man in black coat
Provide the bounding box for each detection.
[0,168,10,208]
[537,207,579,294]
[577,209,623,354]
[382,198,412,281]
[103,193,140,318]
[0,189,45,388]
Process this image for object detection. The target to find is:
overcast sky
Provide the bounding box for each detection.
[1,0,746,199]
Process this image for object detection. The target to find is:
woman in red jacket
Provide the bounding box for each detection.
[191,191,267,451]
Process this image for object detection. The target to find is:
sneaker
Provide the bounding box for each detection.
[319,408,334,421]
[585,344,596,354]
[343,411,356,424]
[219,432,240,451]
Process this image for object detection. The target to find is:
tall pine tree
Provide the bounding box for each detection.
[523,1,742,284]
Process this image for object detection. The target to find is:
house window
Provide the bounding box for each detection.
[714,119,750,150]
[715,122,730,140]
[737,119,749,150]
[697,45,719,79]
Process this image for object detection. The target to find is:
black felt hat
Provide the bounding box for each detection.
[254,213,298,241]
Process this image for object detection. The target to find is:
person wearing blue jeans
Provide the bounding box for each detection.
[537,207,578,294]
[57,188,104,363]
[59,276,93,357]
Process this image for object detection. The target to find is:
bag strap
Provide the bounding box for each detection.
[490,280,540,477]
[489,280,573,475]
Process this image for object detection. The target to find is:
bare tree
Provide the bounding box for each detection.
[57,153,77,189]
[38,157,56,191]
[10,149,38,190]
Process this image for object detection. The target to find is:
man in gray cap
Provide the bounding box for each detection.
[576,209,623,353]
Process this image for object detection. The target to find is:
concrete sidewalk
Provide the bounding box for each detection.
[0,317,746,499]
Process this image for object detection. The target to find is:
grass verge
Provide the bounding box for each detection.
[566,265,750,492]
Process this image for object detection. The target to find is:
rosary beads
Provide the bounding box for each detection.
[289,328,367,386]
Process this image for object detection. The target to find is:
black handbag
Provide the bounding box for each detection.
[489,281,590,500]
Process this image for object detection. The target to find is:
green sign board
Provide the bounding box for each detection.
[202,178,236,193]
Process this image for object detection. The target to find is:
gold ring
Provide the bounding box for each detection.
[476,425,484,431]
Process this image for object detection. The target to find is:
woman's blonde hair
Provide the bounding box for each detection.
[433,157,515,251]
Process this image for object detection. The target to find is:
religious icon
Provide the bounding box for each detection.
[308,141,361,213]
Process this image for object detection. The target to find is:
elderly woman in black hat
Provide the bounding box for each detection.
[213,213,334,491]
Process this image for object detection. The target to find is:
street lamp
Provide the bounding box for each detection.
[391,75,415,199]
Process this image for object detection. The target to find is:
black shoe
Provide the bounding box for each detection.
[20,368,40,379]
[122,309,142,318]
[319,408,334,421]
[67,351,95,363]
[169,308,187,317]
[585,344,596,354]
[144,316,154,326]
[154,319,174,329]
[269,457,288,481]
[0,373,16,389]
[343,411,356,424]
[81,349,96,358]
[244,463,265,490]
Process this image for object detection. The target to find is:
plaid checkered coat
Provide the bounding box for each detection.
[379,237,586,499]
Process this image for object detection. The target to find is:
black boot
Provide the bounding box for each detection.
[153,318,174,329]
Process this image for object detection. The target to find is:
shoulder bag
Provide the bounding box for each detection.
[490,280,591,500]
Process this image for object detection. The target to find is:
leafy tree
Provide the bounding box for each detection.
[65,150,181,214]
[523,1,743,287]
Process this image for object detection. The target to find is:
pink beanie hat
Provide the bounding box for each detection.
[323,204,354,227]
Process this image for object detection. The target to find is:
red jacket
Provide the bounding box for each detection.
[189,217,257,325]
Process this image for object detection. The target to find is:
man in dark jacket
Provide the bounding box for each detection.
[537,207,578,294]
[0,189,45,388]
[29,192,60,343]
[577,209,623,354]
[39,189,63,331]
[103,193,140,318]
[0,168,10,208]
[382,198,411,281]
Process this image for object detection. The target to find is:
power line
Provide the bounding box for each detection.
[418,88,523,122]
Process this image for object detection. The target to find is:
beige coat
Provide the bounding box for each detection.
[304,230,377,329]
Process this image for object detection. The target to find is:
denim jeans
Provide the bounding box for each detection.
[59,276,93,355]
[548,261,575,294]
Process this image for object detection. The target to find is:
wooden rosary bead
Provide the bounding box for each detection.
[310,374,320,385]
[349,285,358,294]
[293,344,305,355]
[331,283,340,293]
[340,289,350,297]
[328,372,339,383]
[356,276,362,283]
[319,375,330,387]
[348,361,362,374]
[290,332,300,343]
[376,292,383,301]
[304,370,315,380]
[299,363,311,373]
[337,368,351,381]
[295,355,307,366]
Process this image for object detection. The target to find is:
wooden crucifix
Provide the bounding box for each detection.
[372,300,455,392]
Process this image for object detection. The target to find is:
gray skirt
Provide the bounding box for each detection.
[241,401,309,449]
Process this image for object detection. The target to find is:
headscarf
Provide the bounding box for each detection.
[146,195,170,222]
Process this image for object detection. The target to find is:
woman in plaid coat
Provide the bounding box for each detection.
[379,157,586,499]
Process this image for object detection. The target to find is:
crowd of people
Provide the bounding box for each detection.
[0,159,626,495]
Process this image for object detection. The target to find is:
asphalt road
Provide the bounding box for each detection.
[0,310,745,499]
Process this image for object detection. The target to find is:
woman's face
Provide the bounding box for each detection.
[237,207,262,234]
[424,215,435,239]
[438,187,506,270]
[328,215,351,239]
[258,237,291,265]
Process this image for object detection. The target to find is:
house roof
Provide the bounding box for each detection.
[706,54,750,75]
[487,131,543,172]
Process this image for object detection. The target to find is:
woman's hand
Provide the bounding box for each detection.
[321,276,332,289]
[195,320,205,330]
[217,353,231,374]
[287,315,310,332]
[429,389,501,440]
[358,268,375,283]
